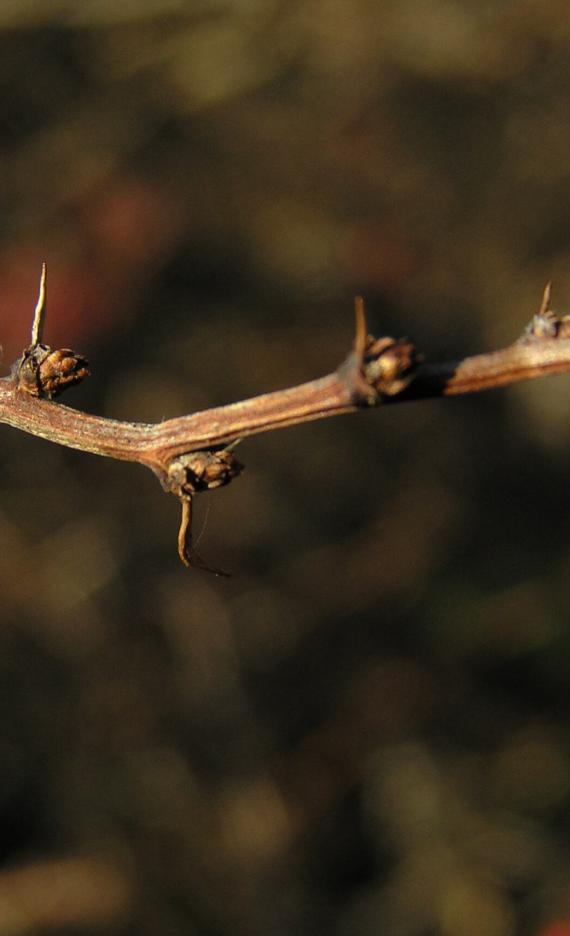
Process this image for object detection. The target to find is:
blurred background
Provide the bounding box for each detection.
[0,2,569,934]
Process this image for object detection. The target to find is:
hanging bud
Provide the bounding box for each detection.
[168,448,244,498]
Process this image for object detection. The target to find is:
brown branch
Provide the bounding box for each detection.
[4,273,570,567]
[3,319,570,475]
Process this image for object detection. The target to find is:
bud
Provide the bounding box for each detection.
[363,336,418,397]
[15,344,89,398]
[168,448,244,497]
[521,310,560,341]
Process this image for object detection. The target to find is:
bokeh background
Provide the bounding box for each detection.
[0,2,569,935]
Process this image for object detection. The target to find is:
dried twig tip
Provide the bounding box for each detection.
[31,262,47,347]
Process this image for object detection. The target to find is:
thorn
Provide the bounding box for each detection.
[178,497,193,567]
[538,281,552,318]
[30,262,47,347]
[225,437,243,452]
[354,295,367,362]
[177,495,230,576]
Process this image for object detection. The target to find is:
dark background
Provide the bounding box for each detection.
[0,3,569,935]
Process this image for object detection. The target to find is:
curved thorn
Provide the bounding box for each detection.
[177,496,193,567]
[176,495,230,576]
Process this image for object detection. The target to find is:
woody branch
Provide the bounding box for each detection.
[3,275,569,568]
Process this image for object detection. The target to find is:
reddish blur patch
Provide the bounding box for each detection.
[343,222,418,292]
[535,923,570,936]
[0,177,187,368]
[0,254,120,367]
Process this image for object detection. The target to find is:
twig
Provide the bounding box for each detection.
[3,271,570,566]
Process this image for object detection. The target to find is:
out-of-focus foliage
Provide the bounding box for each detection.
[0,2,569,934]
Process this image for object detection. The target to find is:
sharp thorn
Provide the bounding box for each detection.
[538,281,552,317]
[30,262,47,347]
[354,295,367,361]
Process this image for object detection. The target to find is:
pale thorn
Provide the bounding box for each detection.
[538,281,552,318]
[31,261,47,347]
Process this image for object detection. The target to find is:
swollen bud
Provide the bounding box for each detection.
[15,343,90,398]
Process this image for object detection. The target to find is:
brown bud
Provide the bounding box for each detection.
[521,310,560,341]
[16,344,89,398]
[363,336,419,397]
[168,448,244,497]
